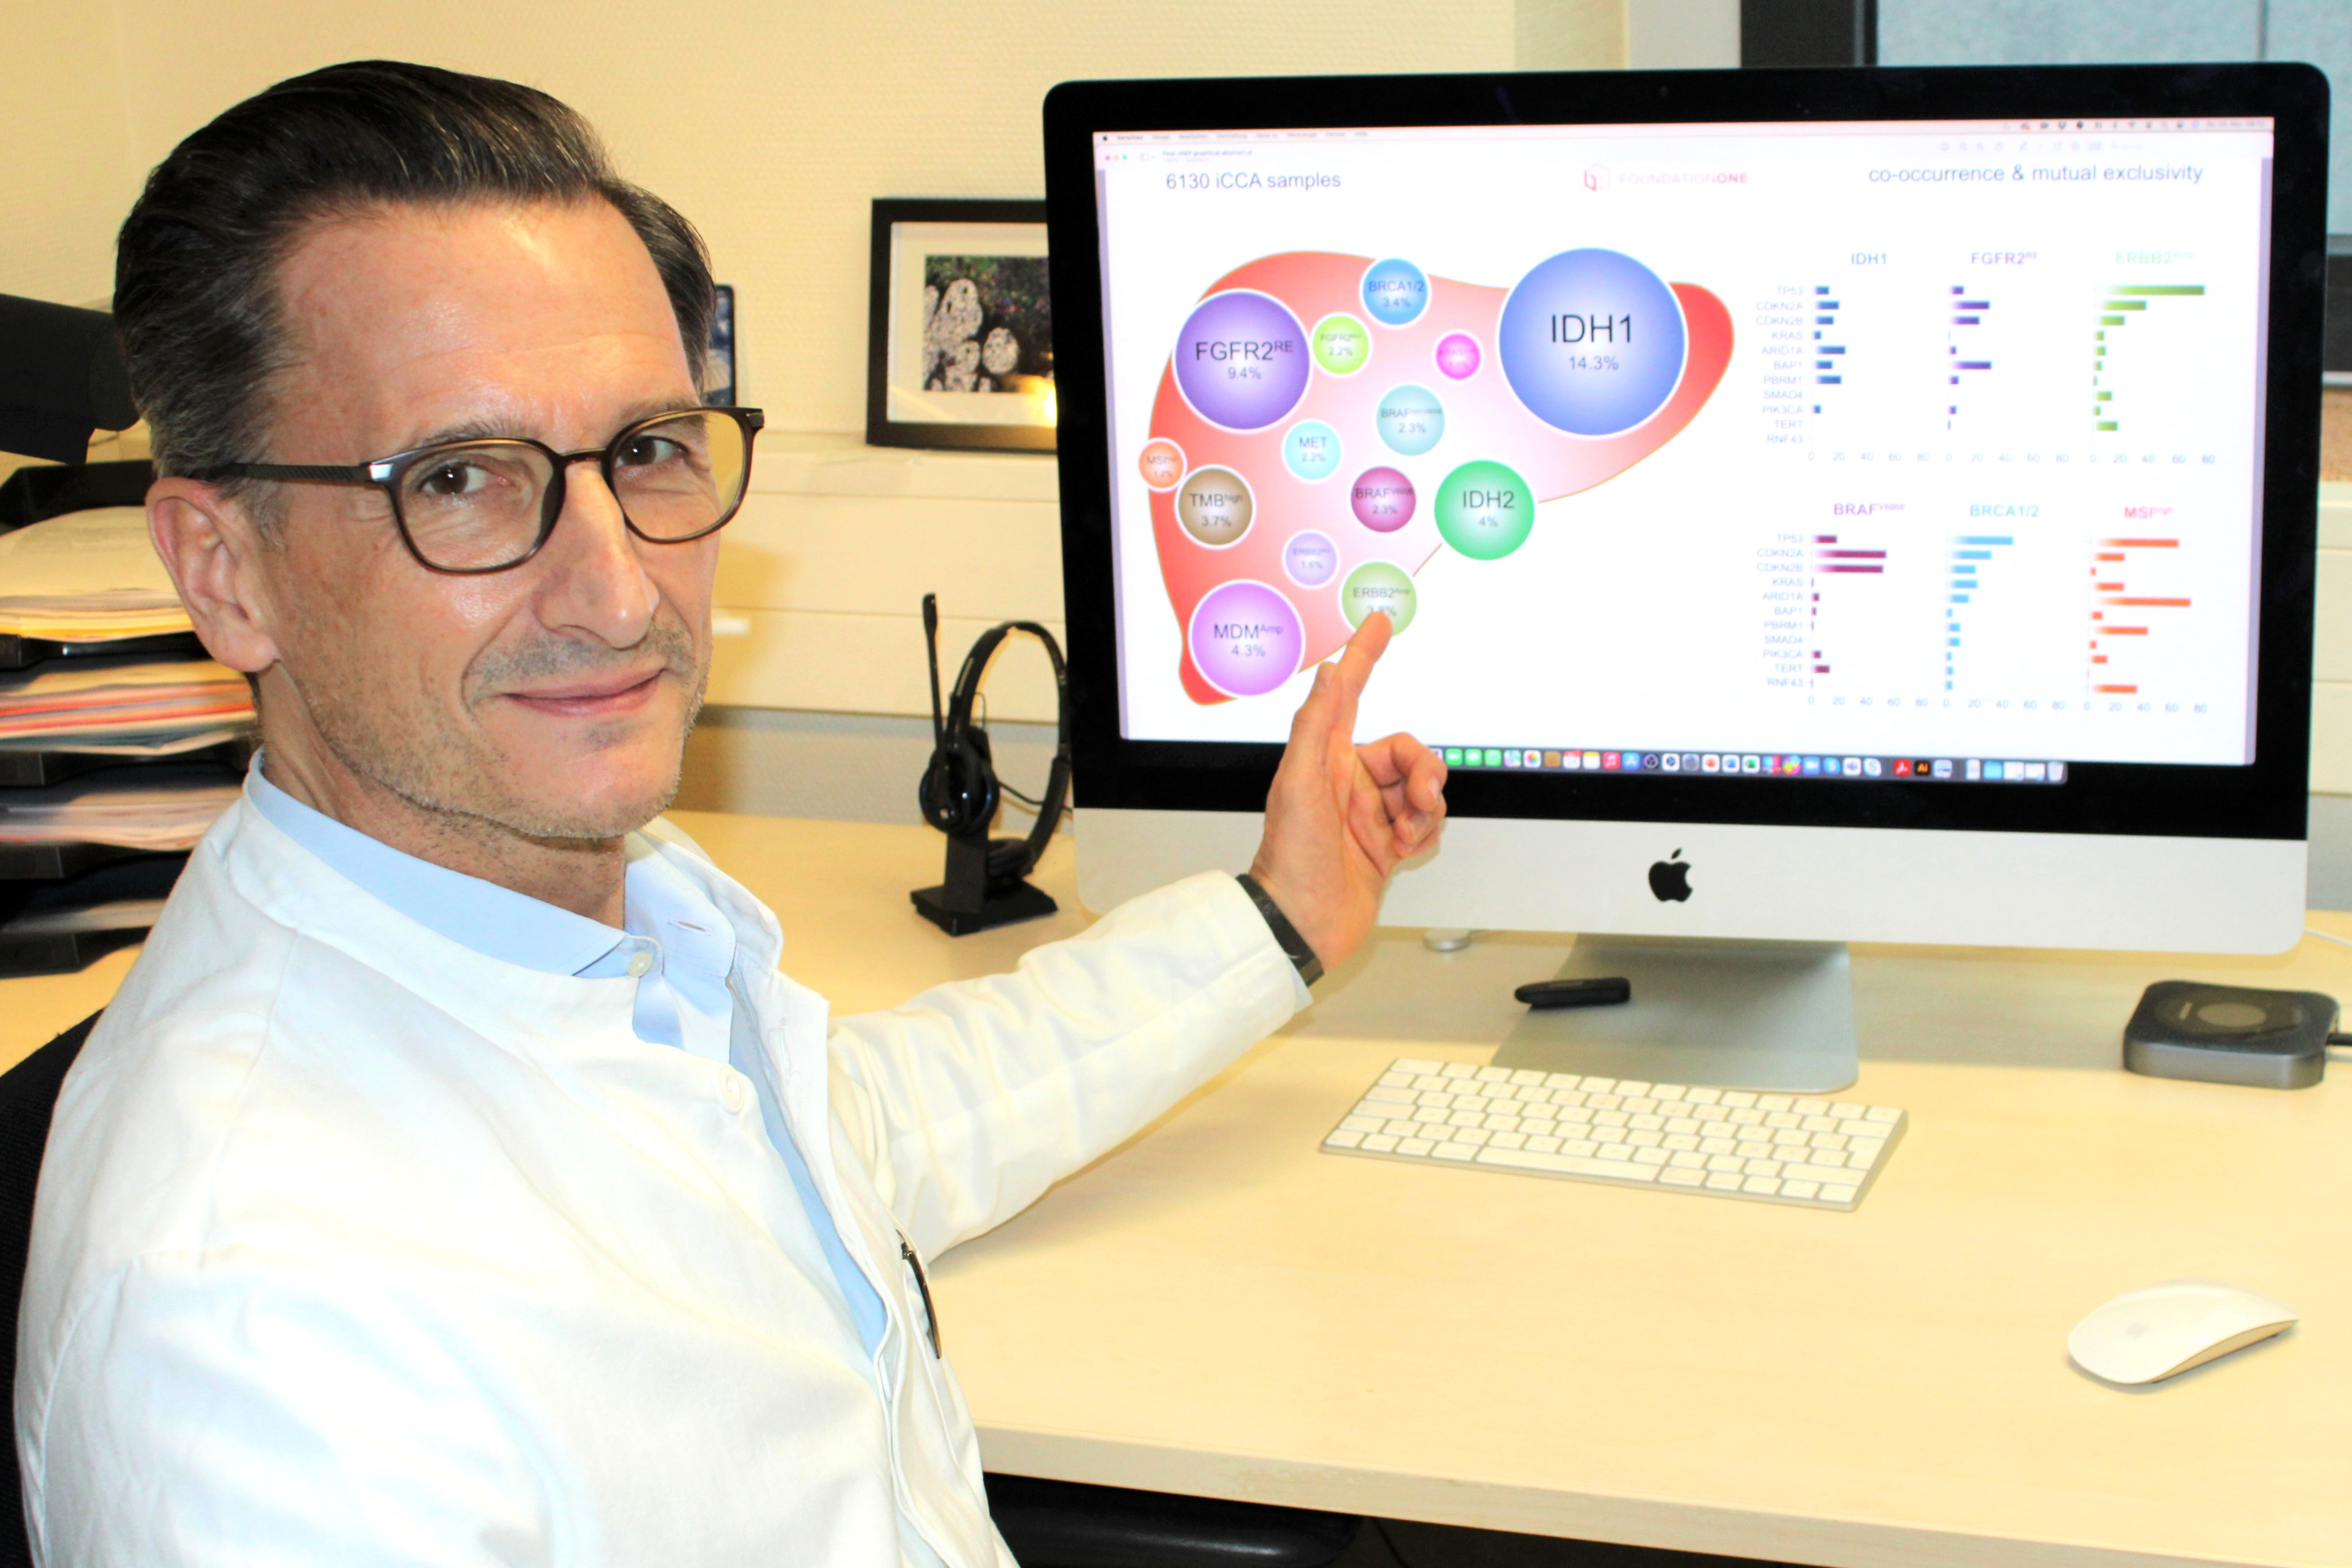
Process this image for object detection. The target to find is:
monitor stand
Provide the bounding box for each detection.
[1490,935,1859,1093]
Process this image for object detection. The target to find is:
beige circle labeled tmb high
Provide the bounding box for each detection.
[1177,466,1255,547]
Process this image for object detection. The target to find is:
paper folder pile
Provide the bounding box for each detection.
[0,659,254,757]
[0,506,253,858]
[0,769,245,851]
[0,505,197,643]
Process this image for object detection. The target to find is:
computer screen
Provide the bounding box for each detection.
[1045,66,2329,956]
[1092,115,2273,782]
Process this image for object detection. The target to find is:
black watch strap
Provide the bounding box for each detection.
[1236,873,1324,987]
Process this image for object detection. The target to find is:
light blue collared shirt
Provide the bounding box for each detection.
[246,767,888,1355]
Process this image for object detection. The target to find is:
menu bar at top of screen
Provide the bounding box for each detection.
[1093,119,2275,159]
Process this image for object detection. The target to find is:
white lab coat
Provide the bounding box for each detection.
[14,798,1306,1566]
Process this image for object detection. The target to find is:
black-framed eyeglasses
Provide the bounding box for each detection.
[196,406,766,574]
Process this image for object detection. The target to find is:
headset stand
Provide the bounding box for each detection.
[911,828,1059,936]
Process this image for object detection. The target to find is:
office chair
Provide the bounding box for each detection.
[0,1011,98,1568]
[985,1472,1361,1567]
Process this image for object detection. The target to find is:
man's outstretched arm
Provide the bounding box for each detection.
[1244,610,1447,972]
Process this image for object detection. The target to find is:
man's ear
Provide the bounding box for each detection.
[147,478,284,676]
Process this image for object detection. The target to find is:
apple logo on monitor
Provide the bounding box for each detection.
[1649,850,1692,903]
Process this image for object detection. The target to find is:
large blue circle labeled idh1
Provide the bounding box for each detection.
[1497,249,1686,436]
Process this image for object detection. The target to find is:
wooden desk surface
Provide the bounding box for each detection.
[9,813,2348,1568]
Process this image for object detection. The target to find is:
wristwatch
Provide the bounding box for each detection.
[1235,873,1324,987]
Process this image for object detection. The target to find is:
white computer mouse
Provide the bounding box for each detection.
[2067,1280,2299,1385]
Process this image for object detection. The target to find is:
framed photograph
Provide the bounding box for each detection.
[867,199,1054,451]
[705,282,737,405]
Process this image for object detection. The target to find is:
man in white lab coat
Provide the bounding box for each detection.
[12,61,1446,1568]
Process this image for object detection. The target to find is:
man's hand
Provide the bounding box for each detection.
[1248,613,1447,972]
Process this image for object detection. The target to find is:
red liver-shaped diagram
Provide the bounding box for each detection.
[1142,250,1732,704]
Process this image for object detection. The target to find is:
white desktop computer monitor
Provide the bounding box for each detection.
[1042,64,2333,1089]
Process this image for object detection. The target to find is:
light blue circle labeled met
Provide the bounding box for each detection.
[1374,384,1445,456]
[1282,419,1343,482]
[1361,258,1430,327]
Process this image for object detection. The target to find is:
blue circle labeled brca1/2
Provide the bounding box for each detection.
[1360,258,1430,327]
[1282,420,1343,482]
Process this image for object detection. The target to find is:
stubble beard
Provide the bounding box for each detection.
[297,610,707,847]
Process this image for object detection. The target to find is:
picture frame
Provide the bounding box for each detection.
[866,199,1055,451]
[705,283,737,405]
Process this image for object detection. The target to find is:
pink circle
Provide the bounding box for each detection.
[1435,332,1481,380]
[1350,467,1417,533]
[1188,581,1304,697]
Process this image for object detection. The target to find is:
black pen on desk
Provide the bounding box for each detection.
[1514,977,1632,1009]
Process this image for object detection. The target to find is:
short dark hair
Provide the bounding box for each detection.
[115,60,714,485]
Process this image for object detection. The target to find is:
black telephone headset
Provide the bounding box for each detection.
[918,594,1071,888]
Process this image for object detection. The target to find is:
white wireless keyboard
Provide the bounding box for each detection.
[1323,1057,1906,1210]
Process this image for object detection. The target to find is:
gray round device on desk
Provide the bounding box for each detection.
[2123,981,2334,1089]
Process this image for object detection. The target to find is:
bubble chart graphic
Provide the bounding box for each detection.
[1498,249,1687,436]
[1282,420,1342,482]
[1284,530,1340,587]
[1189,580,1303,697]
[1434,332,1481,380]
[1434,460,1534,561]
[1173,291,1312,430]
[1342,560,1417,634]
[1143,250,1735,704]
[1311,314,1370,376]
[1375,384,1445,456]
[1176,466,1254,547]
[1349,467,1416,533]
[1361,258,1430,326]
[1138,439,1185,489]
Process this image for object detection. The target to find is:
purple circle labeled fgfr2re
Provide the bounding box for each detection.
[1189,580,1304,698]
[1350,467,1416,533]
[1172,291,1313,431]
[1434,332,1481,379]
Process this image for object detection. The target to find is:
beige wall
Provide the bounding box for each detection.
[0,0,1645,434]
[4,5,137,307]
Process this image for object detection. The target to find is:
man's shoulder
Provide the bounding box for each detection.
[24,830,497,1330]
[34,845,345,1267]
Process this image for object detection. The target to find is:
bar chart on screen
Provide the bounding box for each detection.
[1758,263,2239,473]
[1733,249,2251,730]
[1748,483,2239,725]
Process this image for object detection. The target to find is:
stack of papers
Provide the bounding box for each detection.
[4,893,169,936]
[0,507,251,869]
[0,850,186,971]
[0,507,193,642]
[0,769,244,850]
[0,657,253,754]
[0,506,254,765]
